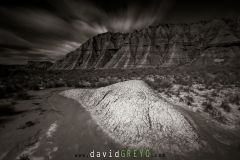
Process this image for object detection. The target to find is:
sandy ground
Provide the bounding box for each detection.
[0,84,240,160]
[0,88,122,160]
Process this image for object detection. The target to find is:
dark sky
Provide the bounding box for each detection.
[0,0,240,64]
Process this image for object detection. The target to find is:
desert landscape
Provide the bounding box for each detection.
[1,0,240,160]
[0,64,240,160]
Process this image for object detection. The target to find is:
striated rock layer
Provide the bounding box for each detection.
[51,18,240,70]
[61,80,204,155]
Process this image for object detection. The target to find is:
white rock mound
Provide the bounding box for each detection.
[61,80,201,154]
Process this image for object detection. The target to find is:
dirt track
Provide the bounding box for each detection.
[37,93,122,160]
[0,88,122,160]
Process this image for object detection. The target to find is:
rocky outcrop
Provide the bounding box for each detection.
[50,18,240,70]
[61,80,203,155]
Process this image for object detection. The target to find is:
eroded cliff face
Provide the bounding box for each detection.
[50,18,240,70]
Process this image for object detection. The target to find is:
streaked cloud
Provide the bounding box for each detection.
[0,0,174,64]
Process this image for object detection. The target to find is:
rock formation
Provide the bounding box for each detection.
[51,18,240,70]
[61,80,204,155]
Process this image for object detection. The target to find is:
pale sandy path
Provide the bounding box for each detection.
[0,89,122,160]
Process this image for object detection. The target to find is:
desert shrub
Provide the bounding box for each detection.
[203,101,213,112]
[211,91,218,97]
[203,101,227,123]
[185,95,194,105]
[179,97,184,102]
[159,80,172,89]
[95,81,109,88]
[175,90,180,97]
[145,78,172,90]
[220,101,231,112]
[205,84,213,90]
[181,87,191,93]
[212,110,227,124]
[164,90,171,97]
[175,75,190,86]
[45,81,56,88]
[66,80,77,87]
[202,95,215,103]
[108,79,118,85]
[54,80,65,88]
[197,86,205,91]
[228,94,240,105]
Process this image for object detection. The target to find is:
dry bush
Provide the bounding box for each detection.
[220,101,231,112]
[228,94,240,105]
[202,101,227,124]
[145,78,172,90]
[185,95,194,105]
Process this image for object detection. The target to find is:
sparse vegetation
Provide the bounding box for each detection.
[202,102,227,123]
[0,65,239,126]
